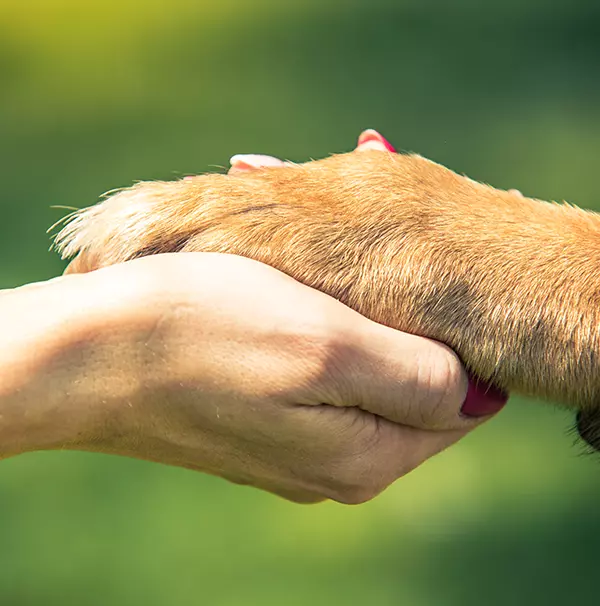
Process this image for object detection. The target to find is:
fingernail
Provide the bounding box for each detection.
[461,380,508,417]
[357,129,396,153]
[229,154,286,172]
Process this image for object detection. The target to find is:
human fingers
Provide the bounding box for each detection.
[313,316,508,432]
[228,154,288,174]
[355,129,396,152]
[225,128,397,178]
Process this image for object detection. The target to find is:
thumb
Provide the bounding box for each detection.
[333,320,508,431]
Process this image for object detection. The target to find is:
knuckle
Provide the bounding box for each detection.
[322,442,392,505]
[294,325,354,395]
[331,470,389,505]
[335,486,380,506]
[416,346,465,428]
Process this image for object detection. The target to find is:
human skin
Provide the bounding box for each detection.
[55,129,600,450]
[0,252,503,504]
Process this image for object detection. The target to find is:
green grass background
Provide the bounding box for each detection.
[1,1,599,604]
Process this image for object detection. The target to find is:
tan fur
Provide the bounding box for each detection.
[54,150,600,445]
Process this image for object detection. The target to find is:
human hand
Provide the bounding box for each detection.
[32,252,505,504]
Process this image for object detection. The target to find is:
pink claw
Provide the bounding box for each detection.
[508,189,524,197]
[229,154,287,173]
[356,129,396,153]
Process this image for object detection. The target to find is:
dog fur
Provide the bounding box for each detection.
[54,147,600,450]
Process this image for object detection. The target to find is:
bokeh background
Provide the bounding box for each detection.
[1,0,600,604]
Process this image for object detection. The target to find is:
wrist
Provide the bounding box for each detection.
[0,272,148,458]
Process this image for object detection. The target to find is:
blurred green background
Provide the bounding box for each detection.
[1,0,600,604]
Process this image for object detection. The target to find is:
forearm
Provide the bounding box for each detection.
[0,274,140,458]
[0,252,495,503]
